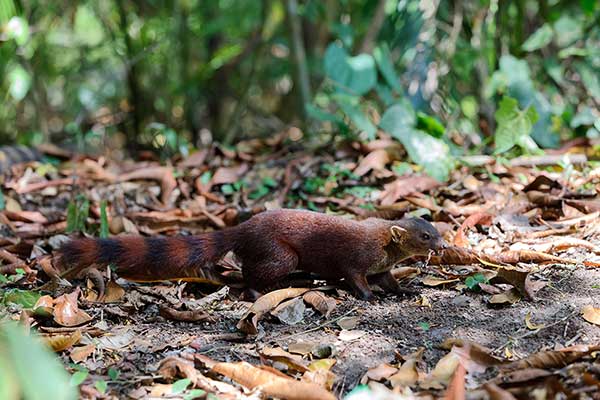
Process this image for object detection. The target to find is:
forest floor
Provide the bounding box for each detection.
[1,134,600,399]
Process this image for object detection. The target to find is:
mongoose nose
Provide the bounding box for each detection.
[438,241,449,250]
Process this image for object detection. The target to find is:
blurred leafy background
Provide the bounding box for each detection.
[0,0,599,179]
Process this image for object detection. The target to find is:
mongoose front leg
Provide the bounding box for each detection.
[369,271,416,297]
[346,273,374,301]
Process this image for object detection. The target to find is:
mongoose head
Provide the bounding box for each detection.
[389,217,447,256]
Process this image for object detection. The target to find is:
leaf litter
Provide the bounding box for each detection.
[0,133,599,398]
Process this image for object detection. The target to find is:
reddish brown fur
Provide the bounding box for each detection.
[58,209,445,299]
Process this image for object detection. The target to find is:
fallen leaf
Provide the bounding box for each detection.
[489,289,521,305]
[53,290,93,327]
[302,291,336,318]
[159,306,211,322]
[443,361,465,400]
[70,344,96,363]
[389,349,423,388]
[260,347,309,372]
[338,330,366,341]
[353,149,390,177]
[271,297,306,325]
[502,344,600,371]
[361,363,398,383]
[453,212,493,247]
[337,316,359,330]
[525,311,545,330]
[212,361,336,400]
[422,276,459,286]
[237,288,311,334]
[44,330,82,352]
[581,305,600,325]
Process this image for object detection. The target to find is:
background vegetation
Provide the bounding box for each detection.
[1,0,599,178]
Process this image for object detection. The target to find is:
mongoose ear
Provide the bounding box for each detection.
[390,226,407,243]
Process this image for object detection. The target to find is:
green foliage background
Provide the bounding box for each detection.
[1,0,599,176]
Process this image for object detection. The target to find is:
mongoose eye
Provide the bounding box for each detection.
[422,233,431,240]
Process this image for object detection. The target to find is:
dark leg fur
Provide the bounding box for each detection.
[368,271,416,297]
[346,273,374,301]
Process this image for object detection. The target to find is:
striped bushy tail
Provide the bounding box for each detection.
[57,230,237,283]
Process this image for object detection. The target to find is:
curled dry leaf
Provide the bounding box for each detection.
[271,297,306,325]
[212,361,336,400]
[389,349,423,388]
[391,266,420,280]
[502,344,600,371]
[483,382,517,400]
[582,305,600,325]
[443,361,466,400]
[453,212,493,248]
[361,363,398,384]
[353,149,390,177]
[70,344,96,363]
[420,351,461,390]
[53,291,93,327]
[237,288,311,334]
[118,166,177,205]
[379,175,441,206]
[440,339,504,367]
[260,347,309,372]
[302,291,336,318]
[43,329,82,352]
[159,306,211,322]
[422,276,459,286]
[525,312,545,330]
[303,359,336,390]
[489,288,521,305]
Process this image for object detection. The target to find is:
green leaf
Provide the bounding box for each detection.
[380,104,452,181]
[0,190,5,211]
[416,112,445,138]
[522,24,553,52]
[494,97,539,154]
[305,103,344,124]
[553,15,582,48]
[571,107,597,128]
[172,378,192,394]
[95,380,108,394]
[66,201,78,233]
[333,95,377,140]
[324,43,377,95]
[373,44,402,92]
[575,62,600,101]
[6,16,29,45]
[2,322,78,400]
[74,5,104,46]
[99,200,109,239]
[418,321,430,331]
[8,65,31,101]
[184,389,207,400]
[3,289,41,308]
[69,371,88,387]
[107,367,119,381]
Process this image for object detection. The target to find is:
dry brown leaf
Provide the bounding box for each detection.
[211,164,248,186]
[422,276,459,286]
[483,382,518,400]
[389,356,420,388]
[212,361,336,400]
[303,359,336,390]
[70,344,96,363]
[159,306,211,322]
[581,305,600,325]
[361,363,398,383]
[489,289,521,305]
[237,288,311,334]
[502,345,600,371]
[260,346,309,372]
[302,291,336,318]
[524,311,545,330]
[353,149,390,177]
[118,166,177,205]
[440,339,504,367]
[453,212,493,247]
[443,361,465,400]
[44,330,82,352]
[379,175,441,206]
[53,290,93,327]
[420,351,460,389]
[390,266,420,280]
